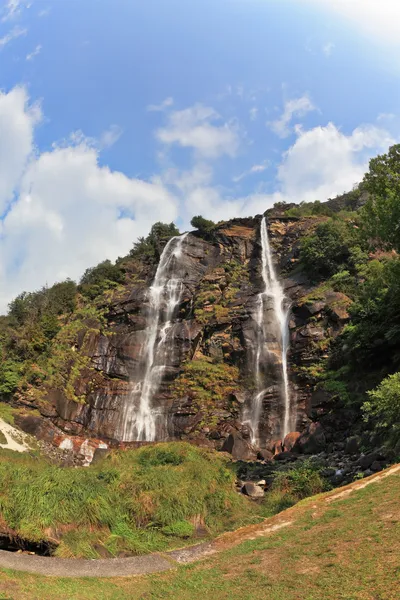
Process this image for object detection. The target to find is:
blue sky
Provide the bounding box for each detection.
[0,0,400,311]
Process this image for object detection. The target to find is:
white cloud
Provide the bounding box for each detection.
[233,162,269,183]
[26,43,42,61]
[38,8,50,17]
[0,26,27,48]
[322,42,335,57]
[184,121,394,226]
[269,95,316,138]
[303,0,400,47]
[249,107,258,121]
[2,0,21,21]
[156,103,240,158]
[99,124,123,149]
[0,87,41,215]
[0,87,178,312]
[276,122,394,201]
[0,88,396,313]
[147,97,174,112]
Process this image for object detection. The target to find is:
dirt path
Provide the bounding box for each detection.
[0,418,29,453]
[0,463,398,578]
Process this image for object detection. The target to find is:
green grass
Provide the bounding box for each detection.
[0,470,399,599]
[0,442,259,558]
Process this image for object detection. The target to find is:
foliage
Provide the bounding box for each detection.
[300,218,366,281]
[363,372,400,442]
[79,260,125,300]
[130,222,180,261]
[0,360,21,396]
[194,259,248,324]
[361,144,400,251]
[284,200,334,218]
[40,305,107,403]
[0,443,255,558]
[190,215,216,235]
[172,359,241,428]
[261,460,328,517]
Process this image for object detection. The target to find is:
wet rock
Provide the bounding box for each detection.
[221,433,257,461]
[241,482,265,499]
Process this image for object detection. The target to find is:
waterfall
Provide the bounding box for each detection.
[121,233,188,441]
[245,217,291,444]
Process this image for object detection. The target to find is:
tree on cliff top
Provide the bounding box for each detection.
[190,215,216,235]
[361,144,400,252]
[130,222,180,261]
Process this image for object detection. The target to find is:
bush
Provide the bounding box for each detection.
[79,260,125,300]
[190,215,216,235]
[262,460,328,517]
[363,372,400,442]
[130,222,180,261]
[300,219,364,280]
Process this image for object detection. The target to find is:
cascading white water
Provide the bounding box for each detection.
[121,233,188,441]
[246,217,291,444]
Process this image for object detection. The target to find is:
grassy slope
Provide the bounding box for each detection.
[0,469,399,600]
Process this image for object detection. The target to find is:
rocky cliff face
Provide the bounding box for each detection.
[16,215,351,456]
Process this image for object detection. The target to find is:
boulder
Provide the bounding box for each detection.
[345,436,360,455]
[241,482,265,499]
[370,461,383,473]
[283,431,301,452]
[221,433,257,461]
[295,422,326,454]
[274,451,296,462]
[91,447,111,465]
[359,453,379,470]
[257,449,274,462]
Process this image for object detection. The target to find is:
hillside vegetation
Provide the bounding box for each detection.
[1,145,400,453]
[0,467,398,599]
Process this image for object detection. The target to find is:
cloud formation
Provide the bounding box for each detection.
[0,26,27,48]
[26,44,42,60]
[0,87,178,312]
[269,95,316,138]
[147,97,174,112]
[156,104,240,158]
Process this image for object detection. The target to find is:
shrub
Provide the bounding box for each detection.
[190,215,216,235]
[262,460,328,517]
[130,222,180,261]
[363,372,400,442]
[300,219,363,280]
[79,260,125,300]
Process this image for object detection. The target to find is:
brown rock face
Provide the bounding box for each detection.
[283,431,301,452]
[18,216,349,453]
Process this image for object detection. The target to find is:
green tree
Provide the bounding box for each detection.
[300,219,362,280]
[79,260,125,299]
[363,371,400,442]
[130,222,180,260]
[190,215,216,235]
[361,144,400,251]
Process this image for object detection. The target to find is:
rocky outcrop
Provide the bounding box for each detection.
[16,215,351,455]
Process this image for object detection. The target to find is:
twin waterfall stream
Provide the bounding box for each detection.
[121,218,292,446]
[121,233,188,442]
[244,217,292,444]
